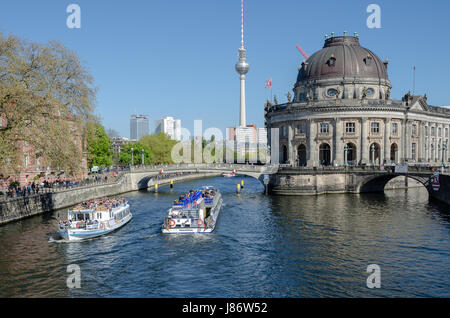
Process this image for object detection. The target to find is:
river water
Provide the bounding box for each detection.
[0,176,449,297]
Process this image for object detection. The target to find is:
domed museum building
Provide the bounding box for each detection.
[265,34,450,167]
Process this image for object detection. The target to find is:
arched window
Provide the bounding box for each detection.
[298,144,307,167]
[390,144,398,163]
[319,143,331,166]
[344,143,357,166]
[281,145,288,164]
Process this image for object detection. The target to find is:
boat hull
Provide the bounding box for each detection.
[60,213,132,241]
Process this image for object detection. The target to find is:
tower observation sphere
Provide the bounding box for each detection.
[236,48,250,75]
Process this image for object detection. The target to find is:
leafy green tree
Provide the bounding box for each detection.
[0,33,96,174]
[140,133,177,164]
[85,123,112,168]
[119,142,151,165]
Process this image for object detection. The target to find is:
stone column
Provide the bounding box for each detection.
[360,118,369,165]
[418,122,425,162]
[334,118,343,166]
[445,124,450,164]
[287,123,294,166]
[307,120,317,167]
[383,118,391,165]
[405,120,412,162]
[401,119,408,164]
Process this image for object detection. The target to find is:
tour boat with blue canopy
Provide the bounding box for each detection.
[161,186,223,234]
[58,198,132,241]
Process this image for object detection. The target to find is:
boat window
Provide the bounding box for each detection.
[77,214,85,221]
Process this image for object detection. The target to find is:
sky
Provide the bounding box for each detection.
[1,0,450,138]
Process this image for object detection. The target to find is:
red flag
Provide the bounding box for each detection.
[265,78,272,89]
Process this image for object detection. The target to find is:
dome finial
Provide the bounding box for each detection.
[331,32,335,38]
[344,30,347,36]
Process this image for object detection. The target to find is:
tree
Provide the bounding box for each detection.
[85,123,112,168]
[119,142,151,165]
[140,133,177,164]
[0,33,96,175]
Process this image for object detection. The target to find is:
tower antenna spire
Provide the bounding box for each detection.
[241,0,244,49]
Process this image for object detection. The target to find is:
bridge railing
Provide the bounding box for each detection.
[130,163,279,173]
[279,165,441,174]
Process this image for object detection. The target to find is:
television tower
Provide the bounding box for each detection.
[235,0,250,127]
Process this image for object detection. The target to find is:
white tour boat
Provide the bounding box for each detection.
[222,172,236,178]
[58,198,132,241]
[161,187,223,234]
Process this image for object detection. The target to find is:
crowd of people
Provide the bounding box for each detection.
[75,197,127,211]
[151,172,192,181]
[173,188,217,207]
[0,173,121,200]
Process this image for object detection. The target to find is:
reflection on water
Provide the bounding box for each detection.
[0,177,449,297]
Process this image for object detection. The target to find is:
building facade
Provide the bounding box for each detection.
[265,35,450,167]
[0,118,86,189]
[154,116,181,141]
[130,114,149,141]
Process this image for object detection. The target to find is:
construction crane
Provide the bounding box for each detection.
[296,45,309,60]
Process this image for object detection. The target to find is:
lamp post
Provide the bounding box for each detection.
[131,147,134,167]
[344,144,349,167]
[442,142,447,166]
[109,148,114,166]
[142,148,145,167]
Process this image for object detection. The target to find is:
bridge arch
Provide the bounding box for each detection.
[131,164,279,190]
[357,174,430,193]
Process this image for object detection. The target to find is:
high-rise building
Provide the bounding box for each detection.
[130,114,149,141]
[154,116,182,141]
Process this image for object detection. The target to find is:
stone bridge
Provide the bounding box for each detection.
[270,167,450,205]
[129,163,279,190]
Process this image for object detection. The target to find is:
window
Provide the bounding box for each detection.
[366,88,375,96]
[431,127,435,136]
[412,124,417,135]
[296,122,306,135]
[35,156,40,168]
[281,126,287,137]
[327,88,338,97]
[371,122,380,134]
[392,123,398,135]
[412,143,416,161]
[320,123,330,134]
[300,122,306,134]
[438,127,442,137]
[24,154,29,167]
[425,126,429,136]
[346,122,355,133]
[445,128,449,138]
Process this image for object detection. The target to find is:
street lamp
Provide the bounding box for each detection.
[442,142,447,166]
[344,144,349,167]
[142,148,145,167]
[131,147,134,167]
